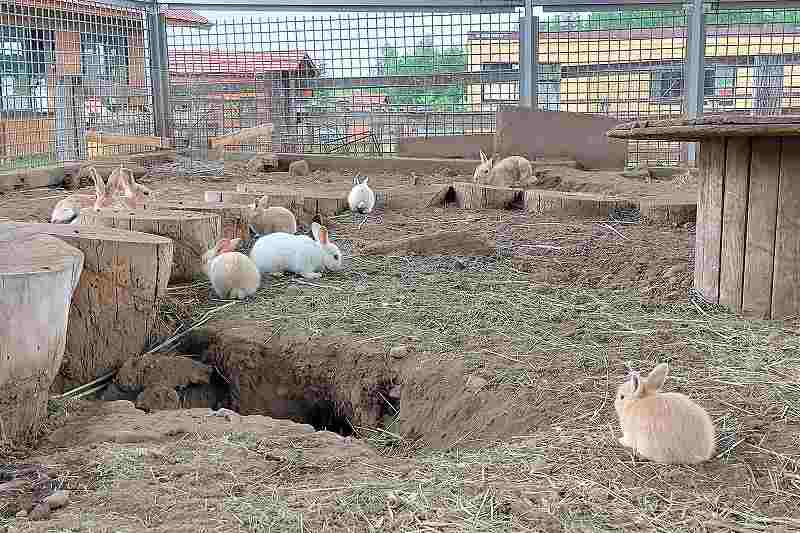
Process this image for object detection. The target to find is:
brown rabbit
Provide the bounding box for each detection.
[247,202,297,236]
[472,151,536,188]
[615,363,715,465]
[109,165,153,209]
[201,238,261,299]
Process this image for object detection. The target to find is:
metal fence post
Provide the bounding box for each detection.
[684,0,706,163]
[147,5,171,139]
[519,1,537,109]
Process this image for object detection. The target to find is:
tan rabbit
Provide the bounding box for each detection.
[472,151,536,188]
[109,165,153,209]
[247,202,297,237]
[615,363,715,465]
[201,238,261,299]
[51,167,114,223]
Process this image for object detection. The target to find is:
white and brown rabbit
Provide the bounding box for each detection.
[109,165,154,209]
[472,151,535,189]
[615,362,715,465]
[201,238,261,300]
[247,201,297,237]
[51,167,114,224]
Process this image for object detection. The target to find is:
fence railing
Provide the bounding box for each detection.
[1,1,799,170]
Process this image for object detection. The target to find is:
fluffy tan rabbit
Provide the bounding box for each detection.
[201,238,261,299]
[247,202,297,236]
[472,151,535,188]
[50,167,114,223]
[615,363,715,465]
[108,165,153,209]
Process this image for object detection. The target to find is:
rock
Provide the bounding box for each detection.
[135,385,180,412]
[15,510,27,518]
[621,166,653,182]
[43,490,69,510]
[28,502,50,521]
[389,345,409,359]
[465,375,488,391]
[388,385,402,400]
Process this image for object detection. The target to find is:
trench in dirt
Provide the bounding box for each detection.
[99,321,401,437]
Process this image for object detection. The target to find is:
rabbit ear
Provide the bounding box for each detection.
[311,222,322,241]
[646,363,669,391]
[362,176,369,186]
[629,371,643,397]
[317,225,329,245]
[480,150,487,163]
[90,168,106,195]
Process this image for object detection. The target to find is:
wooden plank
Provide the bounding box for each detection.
[693,142,710,296]
[771,136,800,319]
[719,137,751,312]
[695,138,726,304]
[452,182,483,209]
[86,130,170,148]
[742,137,782,318]
[209,123,274,149]
[524,189,636,217]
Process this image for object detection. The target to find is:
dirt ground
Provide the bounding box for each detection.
[3,159,800,532]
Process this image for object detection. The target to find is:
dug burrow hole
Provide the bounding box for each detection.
[107,320,400,437]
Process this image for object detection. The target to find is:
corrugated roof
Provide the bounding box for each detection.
[168,49,316,75]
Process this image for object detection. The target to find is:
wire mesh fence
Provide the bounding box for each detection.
[165,10,522,161]
[2,3,800,170]
[0,0,155,170]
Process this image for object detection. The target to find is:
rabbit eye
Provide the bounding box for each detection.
[619,394,625,400]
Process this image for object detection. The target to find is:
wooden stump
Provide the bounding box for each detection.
[639,197,697,226]
[524,189,637,217]
[205,190,263,205]
[695,136,800,319]
[141,201,249,242]
[79,209,220,283]
[0,233,84,442]
[0,222,173,395]
[453,182,522,209]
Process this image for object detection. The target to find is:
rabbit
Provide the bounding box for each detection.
[289,159,310,177]
[109,165,153,209]
[472,151,536,189]
[615,362,715,465]
[249,222,343,280]
[348,175,376,215]
[246,203,297,237]
[50,167,114,224]
[201,237,261,299]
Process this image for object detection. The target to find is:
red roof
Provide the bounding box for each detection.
[168,49,315,75]
[163,9,210,26]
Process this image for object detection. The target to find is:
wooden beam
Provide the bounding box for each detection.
[208,123,274,150]
[86,130,171,148]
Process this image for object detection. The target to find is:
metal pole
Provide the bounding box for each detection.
[684,0,705,162]
[147,5,171,139]
[519,0,534,107]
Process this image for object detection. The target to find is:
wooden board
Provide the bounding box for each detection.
[525,189,636,217]
[205,191,263,205]
[695,138,726,304]
[718,137,751,312]
[0,165,65,192]
[742,137,781,318]
[0,222,173,392]
[79,209,220,283]
[772,137,800,318]
[209,124,274,149]
[0,233,83,441]
[86,130,170,148]
[638,197,697,226]
[141,201,250,241]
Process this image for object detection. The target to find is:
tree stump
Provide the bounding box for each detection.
[79,209,221,283]
[524,189,637,217]
[0,232,84,442]
[453,182,522,209]
[141,201,249,242]
[205,191,262,205]
[0,222,174,391]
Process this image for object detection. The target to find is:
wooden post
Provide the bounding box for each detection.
[0,233,84,442]
[79,209,221,283]
[524,189,636,217]
[0,222,174,391]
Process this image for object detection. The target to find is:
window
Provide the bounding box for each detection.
[0,28,53,113]
[481,82,518,103]
[538,64,561,111]
[81,33,128,84]
[704,65,736,107]
[650,69,683,99]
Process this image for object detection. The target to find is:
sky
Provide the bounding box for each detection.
[167,7,575,78]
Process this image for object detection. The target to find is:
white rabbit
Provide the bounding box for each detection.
[249,222,343,280]
[51,167,113,224]
[201,238,261,299]
[348,175,376,215]
[615,362,715,465]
